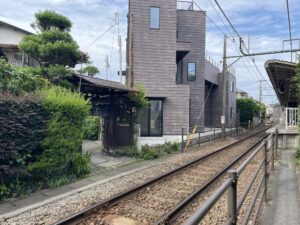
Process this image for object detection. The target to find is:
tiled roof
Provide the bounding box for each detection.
[0,20,33,35]
[74,74,134,92]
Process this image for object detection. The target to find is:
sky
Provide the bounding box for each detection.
[1,0,299,104]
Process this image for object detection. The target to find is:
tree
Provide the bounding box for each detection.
[237,98,265,124]
[78,65,99,77]
[19,10,88,83]
[0,58,47,95]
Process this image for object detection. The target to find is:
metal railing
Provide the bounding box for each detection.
[181,127,239,152]
[285,107,298,127]
[206,54,221,71]
[183,128,278,225]
[205,54,236,76]
[177,0,194,10]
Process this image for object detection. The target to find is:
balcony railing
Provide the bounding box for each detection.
[205,54,236,76]
[284,107,298,127]
[177,0,194,10]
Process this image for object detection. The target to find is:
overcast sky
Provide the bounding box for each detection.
[1,0,299,104]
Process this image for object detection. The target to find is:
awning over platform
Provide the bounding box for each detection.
[265,60,297,107]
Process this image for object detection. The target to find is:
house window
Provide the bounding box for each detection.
[230,107,233,119]
[231,81,235,92]
[150,7,160,29]
[188,62,196,81]
[138,99,163,136]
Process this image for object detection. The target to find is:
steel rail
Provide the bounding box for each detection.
[154,132,269,225]
[53,126,271,225]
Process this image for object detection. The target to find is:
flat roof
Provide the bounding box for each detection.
[265,60,297,107]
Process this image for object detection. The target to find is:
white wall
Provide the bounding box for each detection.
[0,24,29,45]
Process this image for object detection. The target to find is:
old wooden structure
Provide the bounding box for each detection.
[69,74,135,152]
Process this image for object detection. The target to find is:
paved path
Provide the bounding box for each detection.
[262,149,300,225]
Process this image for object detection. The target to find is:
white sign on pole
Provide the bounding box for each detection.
[221,116,225,124]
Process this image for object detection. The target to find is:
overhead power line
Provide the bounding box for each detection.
[84,22,115,50]
[192,0,229,39]
[212,0,274,89]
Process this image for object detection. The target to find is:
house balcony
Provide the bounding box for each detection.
[177,0,194,11]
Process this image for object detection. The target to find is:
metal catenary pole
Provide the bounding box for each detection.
[222,35,228,139]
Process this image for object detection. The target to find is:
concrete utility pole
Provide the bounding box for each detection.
[222,35,228,138]
[116,12,123,84]
[105,55,110,80]
[259,80,263,124]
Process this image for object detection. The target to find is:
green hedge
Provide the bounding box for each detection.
[28,87,91,186]
[0,93,49,198]
[0,87,92,200]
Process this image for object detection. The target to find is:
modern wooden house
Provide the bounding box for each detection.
[0,3,237,143]
[127,0,236,138]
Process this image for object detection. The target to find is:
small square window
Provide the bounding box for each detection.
[187,62,196,81]
[150,7,160,29]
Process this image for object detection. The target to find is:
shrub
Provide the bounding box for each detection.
[237,98,266,124]
[28,87,91,185]
[0,93,49,200]
[141,145,159,160]
[140,142,179,160]
[0,93,49,182]
[84,116,100,140]
[0,58,47,95]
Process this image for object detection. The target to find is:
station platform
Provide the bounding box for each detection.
[262,149,300,225]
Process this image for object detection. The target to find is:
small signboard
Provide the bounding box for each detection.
[221,116,225,124]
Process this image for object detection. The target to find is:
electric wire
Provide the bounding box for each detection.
[209,0,274,90]
[84,22,115,50]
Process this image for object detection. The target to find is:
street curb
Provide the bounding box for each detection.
[0,161,164,220]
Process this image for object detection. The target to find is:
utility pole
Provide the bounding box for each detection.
[222,35,227,138]
[116,12,123,84]
[259,80,263,124]
[105,55,110,80]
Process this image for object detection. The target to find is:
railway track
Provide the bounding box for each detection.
[53,126,271,225]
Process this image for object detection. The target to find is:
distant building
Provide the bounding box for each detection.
[0,20,38,67]
[236,89,249,99]
[127,0,236,137]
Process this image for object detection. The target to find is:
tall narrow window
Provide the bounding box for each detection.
[230,107,233,118]
[150,7,160,29]
[188,62,196,81]
[138,99,163,136]
[231,81,235,92]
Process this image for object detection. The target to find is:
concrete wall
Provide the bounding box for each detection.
[205,60,219,85]
[128,0,190,135]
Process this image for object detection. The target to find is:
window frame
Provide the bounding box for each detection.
[231,81,235,92]
[139,98,164,137]
[187,62,196,81]
[149,6,160,30]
